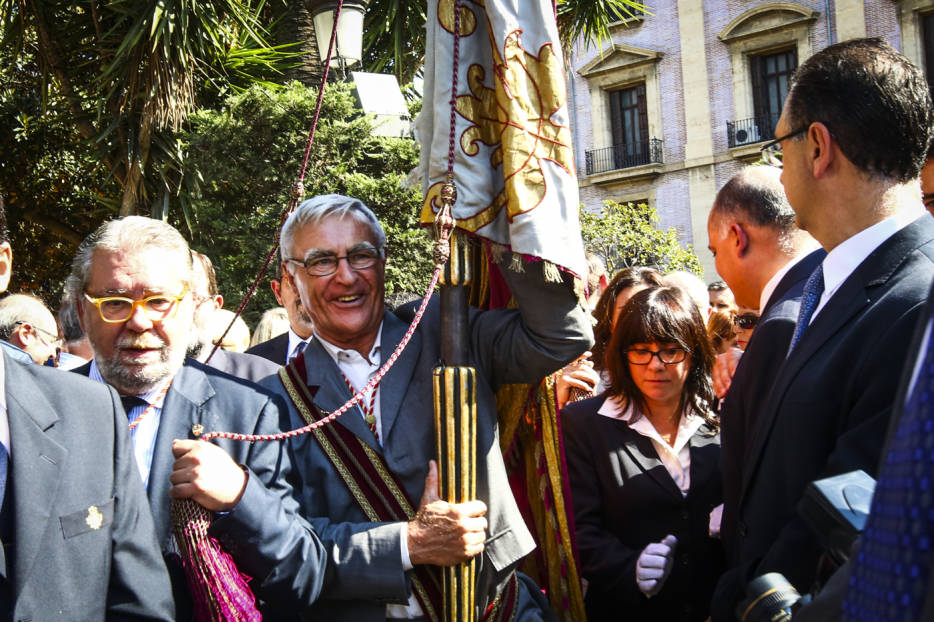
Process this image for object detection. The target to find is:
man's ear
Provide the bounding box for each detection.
[270,278,284,306]
[9,322,31,349]
[729,223,750,256]
[808,122,835,179]
[0,242,11,294]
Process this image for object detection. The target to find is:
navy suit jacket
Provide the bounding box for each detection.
[245,332,289,366]
[717,215,934,617]
[2,352,174,620]
[74,359,327,619]
[719,248,825,565]
[199,347,279,383]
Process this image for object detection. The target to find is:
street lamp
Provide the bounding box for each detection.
[305,0,368,71]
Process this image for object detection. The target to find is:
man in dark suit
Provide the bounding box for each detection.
[0,196,174,620]
[245,259,313,365]
[705,165,824,565]
[69,215,326,619]
[187,250,279,382]
[712,38,934,619]
[250,194,591,621]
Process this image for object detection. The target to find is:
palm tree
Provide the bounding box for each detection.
[0,0,290,217]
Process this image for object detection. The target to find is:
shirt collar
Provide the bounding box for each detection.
[759,252,811,312]
[597,394,705,454]
[821,205,923,302]
[314,323,383,368]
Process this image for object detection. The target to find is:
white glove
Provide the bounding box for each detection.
[635,534,678,598]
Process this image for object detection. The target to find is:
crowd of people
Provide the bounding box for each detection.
[0,35,933,622]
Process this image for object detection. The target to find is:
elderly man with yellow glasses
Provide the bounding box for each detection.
[68,215,327,620]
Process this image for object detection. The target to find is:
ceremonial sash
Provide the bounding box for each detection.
[279,354,519,622]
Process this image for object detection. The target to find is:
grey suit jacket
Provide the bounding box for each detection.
[2,351,174,621]
[724,215,934,608]
[261,261,592,622]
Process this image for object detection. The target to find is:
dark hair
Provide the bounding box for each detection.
[605,287,716,425]
[592,266,664,371]
[712,166,795,235]
[0,192,7,246]
[785,38,933,182]
[707,310,736,353]
[707,280,729,292]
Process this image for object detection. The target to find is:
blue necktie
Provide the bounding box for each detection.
[842,322,934,620]
[290,340,308,362]
[788,265,824,355]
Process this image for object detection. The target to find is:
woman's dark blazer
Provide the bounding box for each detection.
[563,395,724,622]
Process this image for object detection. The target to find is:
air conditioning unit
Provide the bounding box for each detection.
[734,125,761,146]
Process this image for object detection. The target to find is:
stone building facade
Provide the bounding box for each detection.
[568,0,934,279]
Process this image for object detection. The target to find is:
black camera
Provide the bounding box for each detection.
[736,470,875,621]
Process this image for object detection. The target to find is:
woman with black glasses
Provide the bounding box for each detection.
[563,286,724,621]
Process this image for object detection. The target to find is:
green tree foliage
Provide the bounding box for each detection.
[580,200,702,277]
[178,81,432,325]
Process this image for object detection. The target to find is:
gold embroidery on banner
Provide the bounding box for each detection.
[86,505,103,530]
[456,27,575,220]
[438,0,479,37]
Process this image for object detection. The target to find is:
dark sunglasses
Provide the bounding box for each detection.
[733,314,759,330]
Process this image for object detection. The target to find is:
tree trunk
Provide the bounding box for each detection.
[277,0,325,86]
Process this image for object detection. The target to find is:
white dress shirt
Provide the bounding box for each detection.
[598,395,706,496]
[810,205,923,324]
[89,360,169,490]
[314,326,423,619]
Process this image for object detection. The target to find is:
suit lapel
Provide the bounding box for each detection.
[618,425,683,499]
[303,340,379,450]
[377,312,421,451]
[4,355,68,596]
[147,364,213,549]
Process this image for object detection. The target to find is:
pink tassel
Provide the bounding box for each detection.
[171,499,262,622]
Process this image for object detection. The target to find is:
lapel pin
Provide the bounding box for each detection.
[85,506,103,530]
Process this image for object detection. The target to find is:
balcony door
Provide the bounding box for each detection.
[751,48,797,141]
[609,84,649,169]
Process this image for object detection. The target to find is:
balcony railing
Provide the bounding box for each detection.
[726,116,779,148]
[585,138,663,176]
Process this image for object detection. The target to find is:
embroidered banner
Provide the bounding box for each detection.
[415,0,585,278]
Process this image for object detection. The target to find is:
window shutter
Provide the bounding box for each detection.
[609,90,623,146]
[750,55,766,124]
[636,83,649,159]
